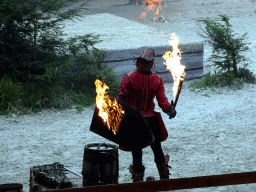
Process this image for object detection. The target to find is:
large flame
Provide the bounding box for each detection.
[162,33,186,102]
[95,79,125,135]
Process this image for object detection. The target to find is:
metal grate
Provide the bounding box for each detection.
[31,162,72,189]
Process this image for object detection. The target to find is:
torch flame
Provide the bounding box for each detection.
[162,33,186,102]
[95,79,125,135]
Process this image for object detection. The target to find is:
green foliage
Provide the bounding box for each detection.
[0,75,23,112]
[237,66,256,84]
[56,45,122,103]
[201,93,210,97]
[195,14,253,77]
[0,0,122,116]
[191,14,256,92]
[189,70,246,92]
[21,81,47,109]
[0,0,90,85]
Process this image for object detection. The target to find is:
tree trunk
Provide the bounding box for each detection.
[232,56,238,77]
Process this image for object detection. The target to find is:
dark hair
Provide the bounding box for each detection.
[136,58,155,71]
[136,58,154,64]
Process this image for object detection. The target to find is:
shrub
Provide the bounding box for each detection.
[0,75,23,113]
[195,14,252,76]
[190,14,256,92]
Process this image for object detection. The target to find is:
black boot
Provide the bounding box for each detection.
[155,154,171,180]
[129,165,145,182]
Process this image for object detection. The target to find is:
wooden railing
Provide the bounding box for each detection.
[43,171,256,192]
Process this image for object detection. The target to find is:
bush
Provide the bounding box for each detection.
[189,70,248,92]
[190,14,256,92]
[195,14,252,76]
[0,0,122,115]
[0,75,23,112]
[21,82,47,110]
[237,66,256,84]
[55,48,122,104]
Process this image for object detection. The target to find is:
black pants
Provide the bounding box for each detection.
[132,116,166,171]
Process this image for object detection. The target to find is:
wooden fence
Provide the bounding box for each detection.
[60,42,204,84]
[102,42,204,83]
[42,171,256,192]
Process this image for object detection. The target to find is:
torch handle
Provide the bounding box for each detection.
[169,80,183,119]
[174,80,183,106]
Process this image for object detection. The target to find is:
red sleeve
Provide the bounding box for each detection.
[117,74,130,103]
[156,78,172,113]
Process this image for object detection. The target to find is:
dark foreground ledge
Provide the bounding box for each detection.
[44,171,256,192]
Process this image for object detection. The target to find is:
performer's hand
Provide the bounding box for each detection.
[168,101,176,118]
[167,108,176,119]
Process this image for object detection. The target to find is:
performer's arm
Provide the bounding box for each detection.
[116,75,130,104]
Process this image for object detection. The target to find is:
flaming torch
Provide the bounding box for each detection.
[162,33,186,118]
[95,79,125,135]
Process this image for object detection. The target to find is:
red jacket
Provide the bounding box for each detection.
[117,69,172,151]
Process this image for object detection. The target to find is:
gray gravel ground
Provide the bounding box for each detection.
[1,0,256,191]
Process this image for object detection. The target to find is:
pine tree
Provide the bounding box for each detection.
[195,14,253,78]
[0,0,103,86]
[0,0,122,112]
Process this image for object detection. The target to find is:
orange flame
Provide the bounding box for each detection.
[140,12,147,19]
[162,33,186,101]
[95,79,125,135]
[156,6,162,15]
[139,0,165,21]
[143,0,162,10]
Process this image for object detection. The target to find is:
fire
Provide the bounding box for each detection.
[139,0,166,22]
[143,0,162,10]
[162,33,186,102]
[156,6,162,15]
[140,12,147,19]
[95,79,125,135]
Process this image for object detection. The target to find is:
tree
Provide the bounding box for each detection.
[195,14,253,77]
[0,0,123,114]
[0,0,102,86]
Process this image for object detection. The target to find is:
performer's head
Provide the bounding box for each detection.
[134,46,156,72]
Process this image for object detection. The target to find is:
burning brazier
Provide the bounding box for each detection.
[90,98,155,150]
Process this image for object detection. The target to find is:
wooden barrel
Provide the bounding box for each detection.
[82,143,119,186]
[0,183,23,192]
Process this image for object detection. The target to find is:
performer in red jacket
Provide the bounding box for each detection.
[117,46,177,182]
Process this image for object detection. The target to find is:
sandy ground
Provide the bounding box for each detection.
[1,0,256,191]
